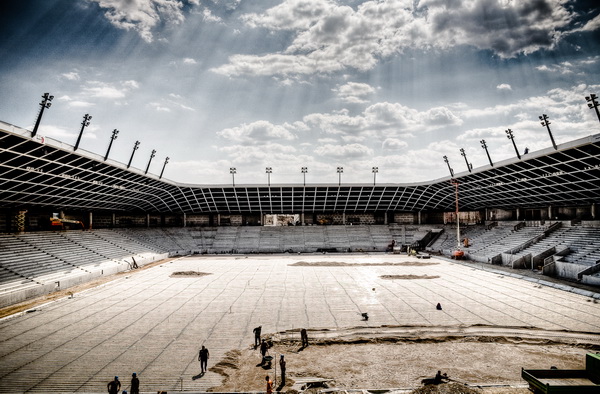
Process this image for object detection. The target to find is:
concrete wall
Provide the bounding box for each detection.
[554,261,587,280]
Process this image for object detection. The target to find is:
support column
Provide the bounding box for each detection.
[418,211,422,225]
[112,213,116,228]
[89,212,93,230]
[217,213,221,226]
[183,213,187,227]
[547,205,552,221]
[516,208,520,221]
[384,212,388,225]
[592,203,596,220]
[342,212,346,225]
[146,214,150,228]
[301,213,305,225]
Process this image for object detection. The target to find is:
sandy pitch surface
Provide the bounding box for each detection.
[1,254,599,393]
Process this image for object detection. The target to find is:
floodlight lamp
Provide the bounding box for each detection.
[590,103,594,109]
[46,103,52,108]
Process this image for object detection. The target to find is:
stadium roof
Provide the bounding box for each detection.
[1,121,599,214]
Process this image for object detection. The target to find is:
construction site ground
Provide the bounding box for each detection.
[0,253,599,393]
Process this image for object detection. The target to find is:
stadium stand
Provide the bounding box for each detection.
[1,120,600,306]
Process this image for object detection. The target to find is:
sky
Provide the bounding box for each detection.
[0,0,599,186]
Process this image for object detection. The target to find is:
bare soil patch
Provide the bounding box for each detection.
[381,274,440,280]
[170,271,211,277]
[207,329,593,393]
[291,261,438,267]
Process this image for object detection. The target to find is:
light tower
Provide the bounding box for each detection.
[442,156,454,177]
[104,129,119,161]
[539,114,557,150]
[74,114,92,151]
[337,166,343,186]
[585,94,600,123]
[459,148,472,173]
[372,166,378,185]
[505,129,521,159]
[32,93,54,138]
[230,167,236,186]
[127,141,140,169]
[159,157,169,179]
[480,139,493,167]
[266,167,272,186]
[301,167,307,186]
[145,149,156,175]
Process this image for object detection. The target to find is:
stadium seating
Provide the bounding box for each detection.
[1,222,599,308]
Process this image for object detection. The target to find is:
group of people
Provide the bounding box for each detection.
[256,325,308,391]
[98,325,303,393]
[107,373,139,394]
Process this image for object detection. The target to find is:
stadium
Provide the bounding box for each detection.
[1,112,600,393]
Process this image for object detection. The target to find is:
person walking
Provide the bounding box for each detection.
[107,376,120,394]
[130,372,139,394]
[265,375,273,394]
[253,326,262,347]
[199,345,210,373]
[279,355,286,386]
[260,338,268,361]
[301,328,308,348]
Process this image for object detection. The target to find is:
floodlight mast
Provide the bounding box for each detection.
[266,167,272,186]
[459,148,472,173]
[74,114,92,151]
[372,166,378,185]
[505,129,521,159]
[443,156,454,177]
[128,140,140,169]
[480,139,493,167]
[32,92,54,138]
[301,167,307,186]
[585,94,600,123]
[145,149,156,175]
[159,157,169,179]
[539,114,557,150]
[104,129,119,161]
[337,166,343,186]
[230,167,236,186]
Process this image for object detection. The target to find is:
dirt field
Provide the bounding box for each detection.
[208,328,594,393]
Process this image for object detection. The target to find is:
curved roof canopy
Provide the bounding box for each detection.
[1,121,599,214]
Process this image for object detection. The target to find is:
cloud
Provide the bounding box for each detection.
[202,7,222,23]
[68,100,96,108]
[213,0,581,77]
[83,80,139,99]
[314,143,374,158]
[183,58,197,65]
[382,138,408,150]
[217,120,298,143]
[61,72,80,81]
[333,82,376,104]
[303,102,461,139]
[497,83,512,91]
[149,102,171,112]
[90,0,188,42]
